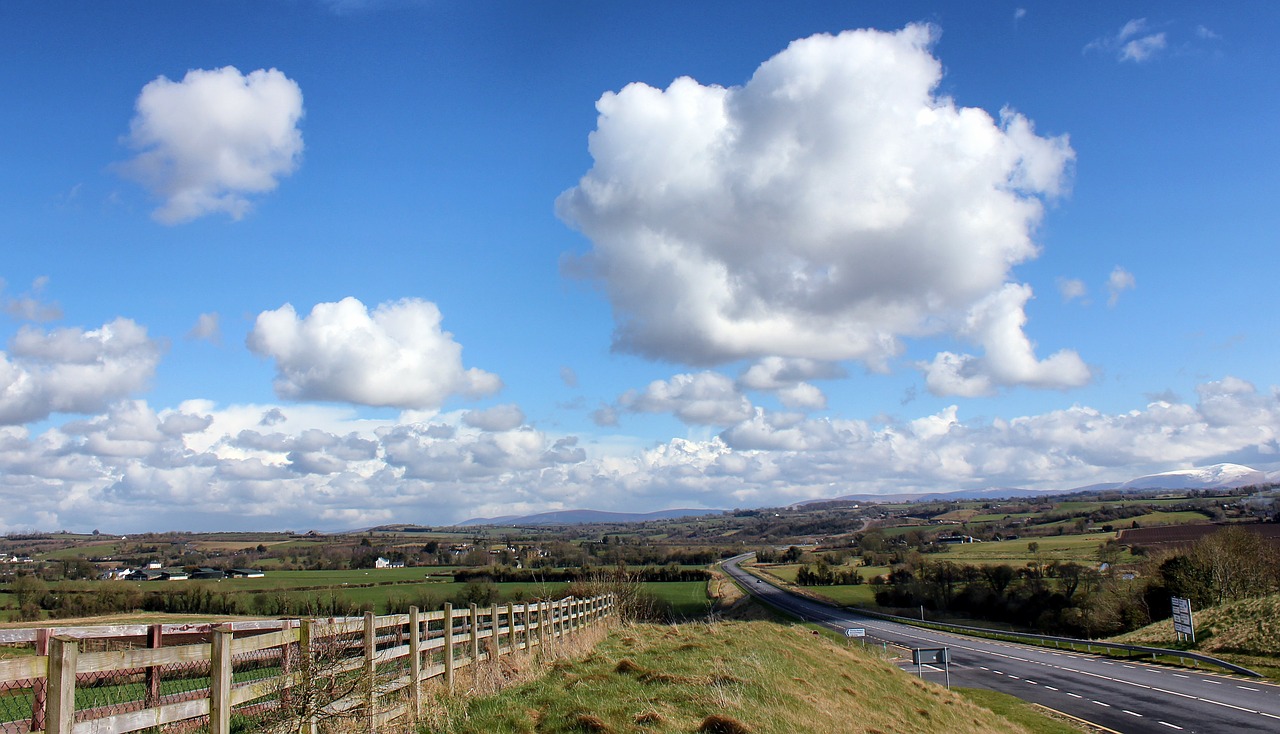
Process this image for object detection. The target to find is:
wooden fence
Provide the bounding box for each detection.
[0,594,615,734]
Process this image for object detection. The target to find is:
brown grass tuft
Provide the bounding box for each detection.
[614,658,645,674]
[633,711,666,726]
[698,714,751,734]
[572,712,614,733]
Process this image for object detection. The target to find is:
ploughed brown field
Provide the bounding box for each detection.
[1119,521,1280,550]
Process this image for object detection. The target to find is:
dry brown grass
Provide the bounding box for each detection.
[698,714,752,734]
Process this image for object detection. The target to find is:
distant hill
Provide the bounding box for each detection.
[794,463,1276,508]
[457,508,726,527]
[792,486,1059,507]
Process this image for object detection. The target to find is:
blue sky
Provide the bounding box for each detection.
[1,1,1278,532]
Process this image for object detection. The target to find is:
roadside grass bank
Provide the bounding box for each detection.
[954,688,1095,734]
[1110,593,1280,680]
[422,620,1075,734]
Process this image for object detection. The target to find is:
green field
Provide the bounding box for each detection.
[941,533,1127,565]
[0,576,710,622]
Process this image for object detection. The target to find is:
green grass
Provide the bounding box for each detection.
[1123,510,1213,527]
[1111,593,1280,680]
[940,533,1127,565]
[426,621,1065,734]
[955,688,1089,733]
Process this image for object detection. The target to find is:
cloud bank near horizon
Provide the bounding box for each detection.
[0,370,1276,534]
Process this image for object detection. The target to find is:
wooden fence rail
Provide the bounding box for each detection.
[0,594,615,734]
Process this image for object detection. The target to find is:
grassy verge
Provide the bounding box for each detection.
[955,688,1091,733]
[425,620,1073,734]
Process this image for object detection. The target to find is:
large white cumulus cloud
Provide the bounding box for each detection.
[247,297,501,409]
[120,66,304,223]
[0,318,163,425]
[559,25,1081,391]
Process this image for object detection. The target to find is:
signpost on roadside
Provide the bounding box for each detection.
[1172,597,1195,643]
[844,627,865,648]
[912,647,951,689]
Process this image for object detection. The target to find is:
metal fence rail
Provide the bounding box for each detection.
[0,594,616,734]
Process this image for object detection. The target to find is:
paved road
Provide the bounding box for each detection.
[722,555,1280,733]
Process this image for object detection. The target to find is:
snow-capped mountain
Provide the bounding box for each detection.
[1118,463,1268,490]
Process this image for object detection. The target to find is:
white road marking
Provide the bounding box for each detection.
[1067,693,1083,698]
[1173,674,1189,679]
[1123,710,1143,717]
[1158,722,1183,730]
[1205,679,1223,685]
[1044,686,1058,691]
[1093,700,1111,707]
[1237,686,1260,691]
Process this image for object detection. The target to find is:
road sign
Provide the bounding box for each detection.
[1171,597,1195,641]
[912,647,952,689]
[912,647,949,665]
[845,628,866,638]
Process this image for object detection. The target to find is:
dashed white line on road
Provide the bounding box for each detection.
[1205,679,1223,685]
[1173,674,1189,679]
[1093,700,1111,707]
[1158,722,1183,730]
[1044,686,1058,691]
[1123,710,1142,717]
[1067,693,1083,698]
[1237,686,1260,691]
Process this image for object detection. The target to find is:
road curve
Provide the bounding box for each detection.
[721,554,1280,734]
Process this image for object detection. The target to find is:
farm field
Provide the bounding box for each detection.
[0,574,710,622]
[941,534,1124,565]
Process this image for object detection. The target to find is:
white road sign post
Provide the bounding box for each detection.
[1171,597,1195,643]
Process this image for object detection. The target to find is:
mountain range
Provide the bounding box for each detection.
[455,463,1277,526]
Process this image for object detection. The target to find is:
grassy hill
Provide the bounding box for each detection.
[1111,593,1280,678]
[425,620,1081,733]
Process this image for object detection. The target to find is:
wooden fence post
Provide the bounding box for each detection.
[299,619,317,734]
[409,606,422,721]
[145,624,163,711]
[46,635,76,734]
[539,601,548,650]
[210,624,233,734]
[490,603,500,659]
[30,628,50,733]
[469,604,479,666]
[363,611,375,734]
[506,603,517,652]
[443,603,454,691]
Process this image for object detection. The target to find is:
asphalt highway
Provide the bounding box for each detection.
[721,554,1280,733]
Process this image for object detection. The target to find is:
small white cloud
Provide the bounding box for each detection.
[247,296,501,410]
[119,66,304,224]
[0,318,164,425]
[737,357,837,411]
[463,404,526,432]
[591,403,619,427]
[1014,8,1027,21]
[1107,266,1136,306]
[621,371,754,426]
[1196,25,1221,40]
[186,312,221,343]
[1087,18,1167,63]
[3,277,63,322]
[559,366,579,388]
[1057,277,1087,303]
